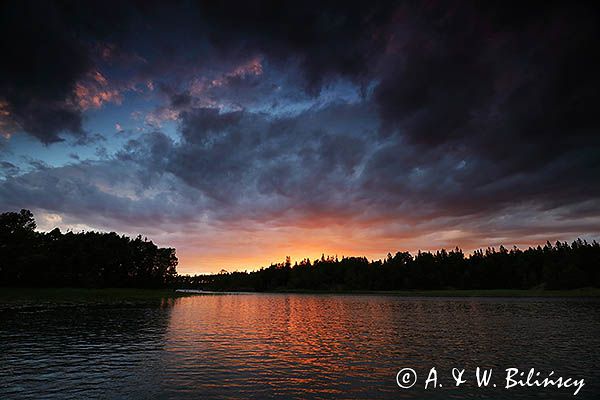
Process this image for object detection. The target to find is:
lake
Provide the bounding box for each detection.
[1,293,599,399]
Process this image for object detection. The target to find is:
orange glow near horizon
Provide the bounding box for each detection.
[32,209,588,276]
[171,222,577,275]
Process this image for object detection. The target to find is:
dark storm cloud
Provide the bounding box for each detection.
[0,0,395,142]
[367,0,600,218]
[0,157,204,230]
[170,91,193,109]
[0,1,89,143]
[1,97,598,257]
[0,161,19,177]
[0,100,377,228]
[0,0,159,143]
[195,1,396,91]
[375,2,600,151]
[0,0,394,142]
[0,0,152,143]
[114,103,377,222]
[1,0,599,256]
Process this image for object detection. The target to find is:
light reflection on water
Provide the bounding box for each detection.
[1,294,599,399]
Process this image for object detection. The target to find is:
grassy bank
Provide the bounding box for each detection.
[0,287,190,306]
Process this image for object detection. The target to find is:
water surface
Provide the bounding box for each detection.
[1,294,599,399]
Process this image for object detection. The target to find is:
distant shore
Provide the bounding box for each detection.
[267,288,600,297]
[176,287,600,297]
[2,287,599,304]
[0,287,190,306]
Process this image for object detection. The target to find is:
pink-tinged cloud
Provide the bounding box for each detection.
[190,56,263,96]
[145,56,264,127]
[73,70,122,110]
[145,107,180,127]
[219,56,263,83]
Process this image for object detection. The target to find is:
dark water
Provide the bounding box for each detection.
[1,294,599,399]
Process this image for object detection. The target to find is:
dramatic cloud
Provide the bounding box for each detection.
[0,1,90,143]
[0,1,153,143]
[1,1,599,272]
[194,1,396,90]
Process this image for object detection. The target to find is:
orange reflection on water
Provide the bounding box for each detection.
[162,294,423,397]
[157,294,600,399]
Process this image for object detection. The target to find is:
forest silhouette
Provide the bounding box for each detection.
[0,210,177,287]
[1,209,599,290]
[179,244,600,292]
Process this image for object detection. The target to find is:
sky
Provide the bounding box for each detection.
[1,1,599,274]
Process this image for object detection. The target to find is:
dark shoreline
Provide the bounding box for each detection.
[2,287,600,302]
[0,288,191,306]
[267,288,600,297]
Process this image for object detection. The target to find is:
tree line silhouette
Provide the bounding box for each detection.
[2,209,599,291]
[177,242,600,292]
[0,210,178,288]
